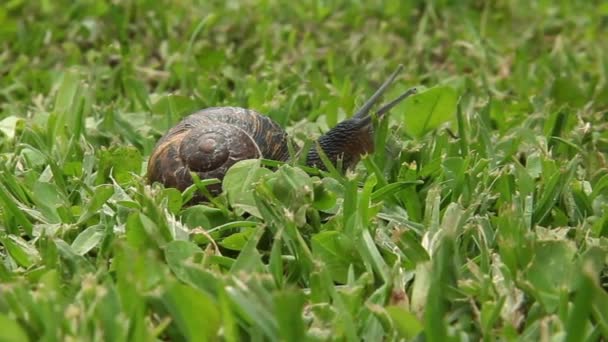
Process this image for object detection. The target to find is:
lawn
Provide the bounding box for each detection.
[1,0,608,341]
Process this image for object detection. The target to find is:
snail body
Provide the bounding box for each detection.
[147,66,416,199]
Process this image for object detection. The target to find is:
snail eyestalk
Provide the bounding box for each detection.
[376,87,418,118]
[356,87,418,128]
[352,64,404,119]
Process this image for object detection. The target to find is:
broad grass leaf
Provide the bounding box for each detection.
[217,285,239,342]
[342,179,359,234]
[54,240,96,274]
[359,228,390,281]
[0,235,40,268]
[123,76,150,110]
[424,235,456,342]
[312,179,337,211]
[565,262,596,342]
[590,173,608,200]
[125,212,172,249]
[207,221,258,235]
[113,243,164,326]
[161,188,183,215]
[219,227,255,251]
[264,165,314,226]
[423,206,461,340]
[230,226,265,273]
[63,161,83,177]
[480,298,506,335]
[37,234,60,270]
[126,212,154,250]
[551,77,586,108]
[0,183,33,236]
[71,224,105,255]
[163,282,221,341]
[274,290,307,342]
[313,177,342,213]
[0,262,12,281]
[314,259,359,341]
[386,306,423,339]
[311,231,361,284]
[524,240,576,312]
[271,165,314,210]
[225,285,279,340]
[591,278,608,337]
[38,269,61,297]
[401,86,457,138]
[165,240,219,296]
[371,181,421,202]
[359,285,392,340]
[495,209,534,276]
[53,69,90,138]
[180,204,226,229]
[532,160,577,225]
[0,313,29,342]
[20,146,47,170]
[54,70,80,116]
[96,146,142,186]
[525,153,542,179]
[32,181,64,224]
[165,240,201,271]
[396,229,430,266]
[0,116,21,139]
[269,233,284,287]
[359,174,378,225]
[77,184,114,225]
[223,159,272,218]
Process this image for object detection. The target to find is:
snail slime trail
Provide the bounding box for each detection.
[147,65,417,202]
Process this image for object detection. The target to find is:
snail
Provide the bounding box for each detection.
[147,65,416,199]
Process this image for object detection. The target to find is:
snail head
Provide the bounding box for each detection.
[306,64,417,170]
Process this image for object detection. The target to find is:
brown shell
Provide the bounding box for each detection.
[147,107,289,196]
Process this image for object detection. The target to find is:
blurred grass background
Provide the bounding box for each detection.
[3,1,607,148]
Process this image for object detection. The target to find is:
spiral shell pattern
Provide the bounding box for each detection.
[147,107,289,196]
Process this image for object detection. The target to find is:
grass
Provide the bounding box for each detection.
[1,0,608,340]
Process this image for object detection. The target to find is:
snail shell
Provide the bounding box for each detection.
[147,107,289,196]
